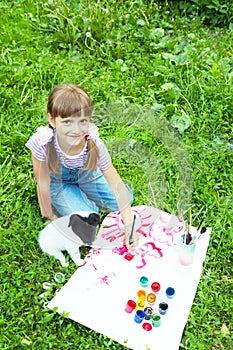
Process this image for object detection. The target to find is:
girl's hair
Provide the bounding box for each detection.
[46,83,99,173]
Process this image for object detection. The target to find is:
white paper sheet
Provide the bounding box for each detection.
[47,206,211,350]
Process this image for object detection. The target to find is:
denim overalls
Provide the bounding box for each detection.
[50,166,133,216]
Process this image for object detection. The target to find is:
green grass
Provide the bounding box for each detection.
[1,0,232,349]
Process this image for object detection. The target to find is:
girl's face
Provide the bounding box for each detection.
[48,114,90,152]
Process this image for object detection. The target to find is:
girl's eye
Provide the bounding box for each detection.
[63,119,71,125]
[80,119,88,124]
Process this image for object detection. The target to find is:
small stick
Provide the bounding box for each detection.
[129,215,136,245]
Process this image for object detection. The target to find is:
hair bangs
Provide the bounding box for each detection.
[47,83,94,119]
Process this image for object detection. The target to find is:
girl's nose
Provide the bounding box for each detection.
[73,121,81,133]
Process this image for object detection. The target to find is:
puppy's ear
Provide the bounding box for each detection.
[87,213,100,226]
[74,213,88,223]
[68,214,76,227]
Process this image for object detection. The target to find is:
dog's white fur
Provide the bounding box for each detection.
[38,211,98,267]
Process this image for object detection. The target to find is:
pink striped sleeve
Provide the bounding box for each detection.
[25,133,47,162]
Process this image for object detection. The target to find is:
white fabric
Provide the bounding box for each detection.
[47,205,211,350]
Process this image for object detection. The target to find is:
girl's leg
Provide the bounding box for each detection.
[50,169,98,217]
[78,169,134,212]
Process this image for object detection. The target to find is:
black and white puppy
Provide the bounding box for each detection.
[38,212,100,267]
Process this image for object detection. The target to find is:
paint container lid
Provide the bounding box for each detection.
[159,302,168,315]
[124,252,134,261]
[42,282,52,290]
[127,300,136,308]
[137,289,146,300]
[54,272,65,283]
[151,282,160,293]
[142,322,152,331]
[136,299,146,310]
[140,276,149,287]
[147,293,156,305]
[166,287,175,298]
[144,307,153,320]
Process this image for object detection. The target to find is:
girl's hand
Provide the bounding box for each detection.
[123,225,139,249]
[127,237,139,249]
[49,214,59,221]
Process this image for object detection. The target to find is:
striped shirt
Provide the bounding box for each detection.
[25,124,111,170]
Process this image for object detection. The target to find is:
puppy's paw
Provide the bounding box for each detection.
[74,258,84,266]
[61,261,69,267]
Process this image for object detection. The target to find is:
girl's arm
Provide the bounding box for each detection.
[102,164,133,243]
[31,155,57,220]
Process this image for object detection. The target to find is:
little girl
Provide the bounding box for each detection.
[26,83,134,241]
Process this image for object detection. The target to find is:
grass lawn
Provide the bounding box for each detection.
[1,1,232,349]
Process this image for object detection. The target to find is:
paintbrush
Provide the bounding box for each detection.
[194,206,209,241]
[129,214,136,245]
[184,220,188,244]
[196,206,209,232]
[182,204,196,216]
[187,205,192,244]
[187,221,191,244]
[180,204,185,242]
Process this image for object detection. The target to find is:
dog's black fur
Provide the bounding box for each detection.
[71,213,100,227]
[68,213,100,245]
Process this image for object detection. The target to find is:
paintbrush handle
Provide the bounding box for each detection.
[196,207,208,231]
[129,215,136,244]
[187,222,191,244]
